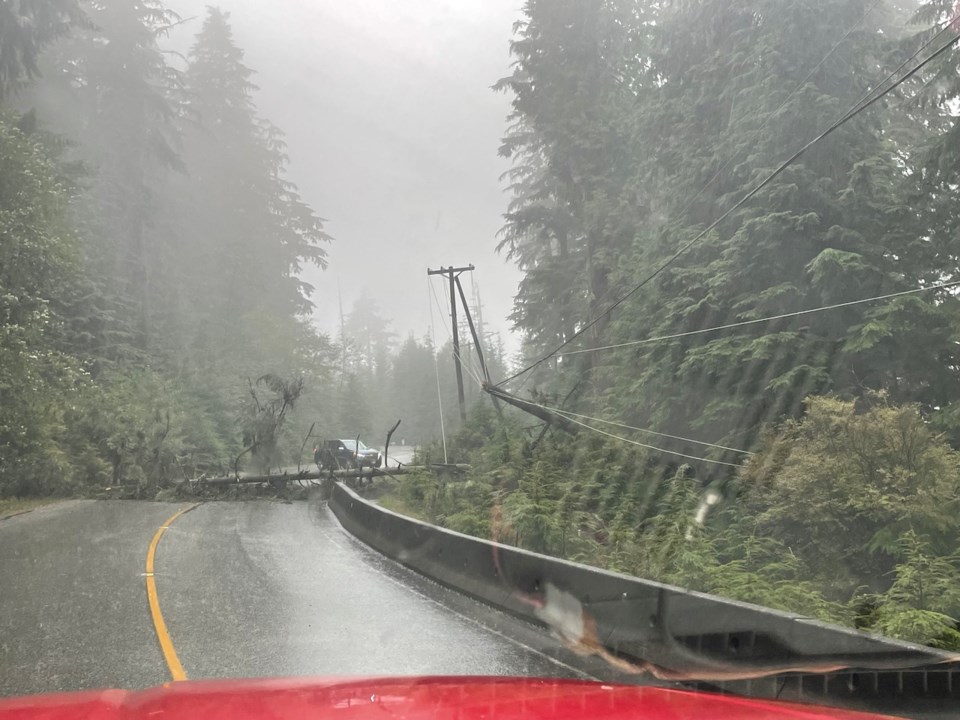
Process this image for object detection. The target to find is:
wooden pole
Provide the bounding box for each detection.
[427,264,474,424]
[482,383,579,435]
[384,418,402,468]
[455,275,490,384]
[449,270,466,421]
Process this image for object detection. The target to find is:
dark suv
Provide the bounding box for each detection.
[314,439,382,470]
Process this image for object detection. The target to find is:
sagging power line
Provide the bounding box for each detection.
[519,399,745,468]
[554,280,960,358]
[536,403,754,455]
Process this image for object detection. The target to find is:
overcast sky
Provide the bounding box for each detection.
[166,0,524,356]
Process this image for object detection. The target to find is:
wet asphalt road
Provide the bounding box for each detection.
[1,497,593,698]
[0,501,174,695]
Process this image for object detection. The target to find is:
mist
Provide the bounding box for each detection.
[165,0,523,355]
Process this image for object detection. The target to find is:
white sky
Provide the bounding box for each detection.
[165,0,525,356]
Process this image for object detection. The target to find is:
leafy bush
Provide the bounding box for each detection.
[739,395,960,597]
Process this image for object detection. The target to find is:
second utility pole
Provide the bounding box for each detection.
[427,264,474,422]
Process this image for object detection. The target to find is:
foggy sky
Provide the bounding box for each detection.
[166,0,524,358]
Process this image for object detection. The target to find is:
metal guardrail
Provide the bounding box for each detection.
[329,482,959,718]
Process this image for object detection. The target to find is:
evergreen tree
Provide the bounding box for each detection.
[905,0,960,441]
[386,336,444,445]
[495,0,649,372]
[22,0,184,355]
[159,7,334,467]
[0,0,84,98]
[173,6,329,375]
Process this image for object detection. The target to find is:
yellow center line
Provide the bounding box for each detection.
[146,503,200,682]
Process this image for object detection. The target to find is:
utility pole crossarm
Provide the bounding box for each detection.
[427,265,475,276]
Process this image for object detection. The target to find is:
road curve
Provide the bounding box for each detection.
[1,496,595,699]
[156,497,590,680]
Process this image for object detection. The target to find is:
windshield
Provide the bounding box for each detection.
[2,0,959,718]
[338,440,370,452]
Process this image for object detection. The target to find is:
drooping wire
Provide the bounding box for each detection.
[554,279,960,358]
[576,0,885,326]
[537,403,754,455]
[498,22,960,387]
[538,276,960,467]
[427,278,449,464]
[519,398,744,468]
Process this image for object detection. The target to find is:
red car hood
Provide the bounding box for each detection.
[0,677,905,720]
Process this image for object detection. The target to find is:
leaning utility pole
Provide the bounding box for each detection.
[427,264,474,422]
[454,276,489,384]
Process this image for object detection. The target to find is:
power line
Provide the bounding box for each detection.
[525,402,744,468]
[541,404,754,455]
[568,1,884,329]
[554,279,960,358]
[498,23,960,387]
[457,346,485,387]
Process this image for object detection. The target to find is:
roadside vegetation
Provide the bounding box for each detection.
[380,395,960,650]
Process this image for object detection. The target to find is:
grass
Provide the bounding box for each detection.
[0,497,62,520]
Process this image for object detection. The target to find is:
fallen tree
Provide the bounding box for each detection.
[186,464,471,486]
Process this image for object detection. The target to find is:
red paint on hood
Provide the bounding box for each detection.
[0,677,905,720]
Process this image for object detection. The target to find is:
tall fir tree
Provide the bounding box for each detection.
[21,0,184,358]
[0,0,85,98]
[495,0,650,375]
[173,7,329,377]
